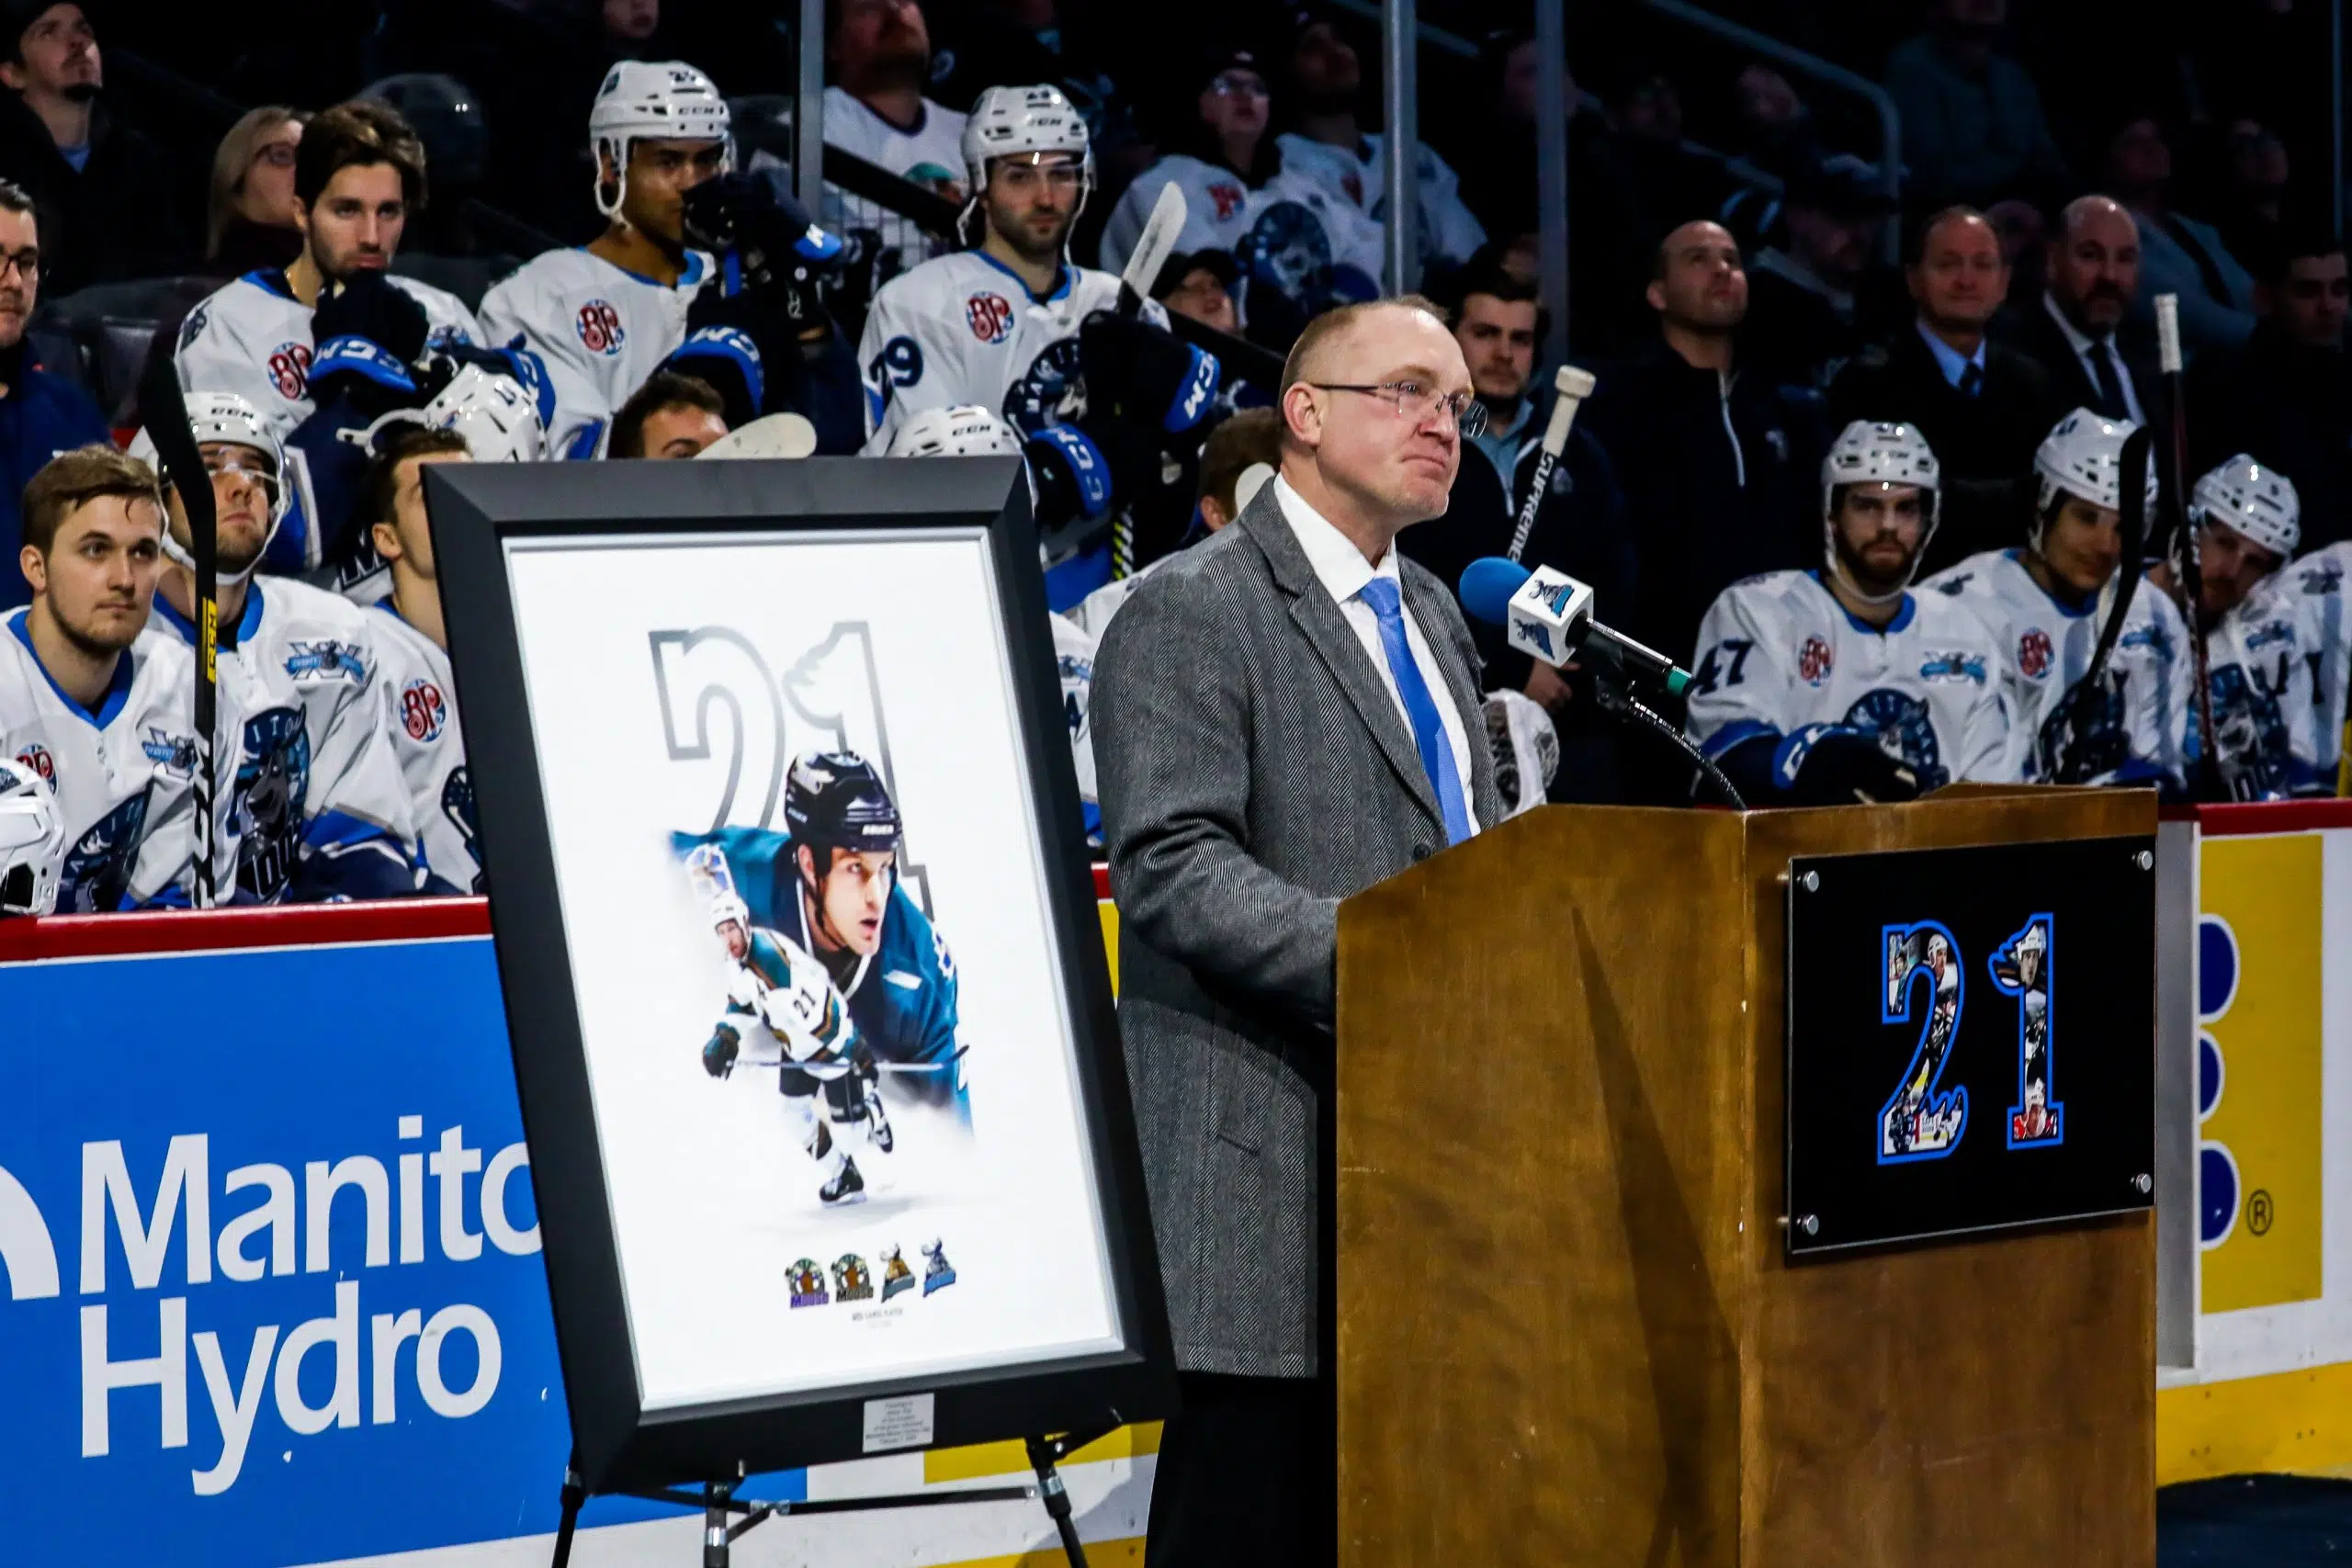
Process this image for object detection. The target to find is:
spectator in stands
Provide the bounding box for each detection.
[1442,258,1544,484]
[1581,220,1823,687]
[0,179,108,612]
[0,1,190,295]
[2190,228,2352,552]
[2104,113,2257,358]
[823,0,967,273]
[1740,156,1904,390]
[176,99,482,434]
[610,370,729,458]
[1153,249,1239,337]
[1883,0,2067,210]
[931,0,1140,186]
[2214,118,2291,272]
[1275,11,1485,276]
[204,107,306,276]
[1830,207,2055,572]
[2006,195,2155,425]
[1727,65,1820,185]
[605,0,661,49]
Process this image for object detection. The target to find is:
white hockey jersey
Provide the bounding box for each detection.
[0,610,237,910]
[856,251,1167,452]
[1923,548,2191,789]
[2186,576,2327,800]
[821,87,968,271]
[370,600,478,892]
[1095,153,1383,289]
[1272,131,1487,268]
[1686,570,2011,794]
[175,267,482,434]
[142,579,420,904]
[477,246,713,460]
[2264,542,2352,790]
[1049,611,1097,823]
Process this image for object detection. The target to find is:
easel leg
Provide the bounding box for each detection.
[703,1478,736,1568]
[1025,1433,1100,1568]
[549,1463,586,1568]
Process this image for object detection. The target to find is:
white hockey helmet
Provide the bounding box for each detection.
[2032,407,2158,536]
[888,404,1023,458]
[0,756,65,918]
[1820,420,1941,601]
[710,891,751,933]
[590,61,732,220]
[424,365,546,463]
[130,390,289,586]
[2191,454,2301,560]
[962,85,1093,207]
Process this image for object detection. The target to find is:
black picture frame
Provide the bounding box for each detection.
[424,456,1174,1491]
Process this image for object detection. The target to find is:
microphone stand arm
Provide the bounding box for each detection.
[1589,676,1748,811]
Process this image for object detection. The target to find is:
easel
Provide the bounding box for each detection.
[548,1423,1123,1568]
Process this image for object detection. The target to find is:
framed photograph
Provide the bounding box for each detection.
[427,457,1172,1489]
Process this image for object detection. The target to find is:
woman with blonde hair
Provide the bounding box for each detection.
[204,106,307,274]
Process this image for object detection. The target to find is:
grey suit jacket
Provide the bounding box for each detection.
[1091,484,1503,1377]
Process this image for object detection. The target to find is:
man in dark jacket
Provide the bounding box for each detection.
[0,2,192,296]
[1739,156,1906,392]
[2000,195,2157,426]
[2189,227,2352,552]
[1831,205,2056,573]
[0,179,112,608]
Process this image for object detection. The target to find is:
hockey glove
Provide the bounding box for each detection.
[1079,310,1220,438]
[703,1026,741,1079]
[682,172,843,327]
[1790,728,1923,807]
[1024,424,1114,527]
[311,272,430,367]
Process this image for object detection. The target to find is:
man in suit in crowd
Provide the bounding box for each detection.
[2004,194,2157,425]
[1091,296,1503,1568]
[1831,205,2056,572]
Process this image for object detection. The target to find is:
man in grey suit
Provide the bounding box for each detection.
[1092,297,1504,1566]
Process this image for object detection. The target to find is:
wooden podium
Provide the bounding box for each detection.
[1334,792,2155,1567]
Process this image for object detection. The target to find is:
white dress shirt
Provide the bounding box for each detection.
[2041,291,2146,425]
[1273,475,1480,832]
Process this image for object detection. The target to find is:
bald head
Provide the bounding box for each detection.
[2048,194,2140,334]
[1647,220,1747,335]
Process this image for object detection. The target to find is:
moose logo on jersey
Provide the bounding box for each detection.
[442,766,482,893]
[285,640,370,684]
[140,727,198,777]
[965,292,1013,344]
[1918,650,1988,684]
[576,299,626,355]
[56,789,152,915]
[2207,662,2294,801]
[233,706,311,903]
[1843,688,1948,791]
[401,678,448,742]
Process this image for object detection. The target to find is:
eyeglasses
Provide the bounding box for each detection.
[1308,380,1487,437]
[1210,73,1270,100]
[0,248,40,282]
[250,141,299,172]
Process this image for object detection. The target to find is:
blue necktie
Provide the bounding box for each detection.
[1358,576,1473,845]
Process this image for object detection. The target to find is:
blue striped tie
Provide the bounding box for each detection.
[1358,576,1473,845]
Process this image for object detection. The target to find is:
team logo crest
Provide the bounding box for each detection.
[879,1244,917,1302]
[1207,181,1245,221]
[266,341,312,401]
[787,1257,830,1308]
[140,727,198,776]
[1843,687,1948,791]
[965,292,1013,344]
[831,1253,875,1302]
[921,1239,957,1296]
[177,302,210,351]
[401,678,448,742]
[284,640,369,683]
[1798,636,1834,686]
[2017,628,2053,680]
[576,299,626,355]
[58,791,153,915]
[14,745,53,786]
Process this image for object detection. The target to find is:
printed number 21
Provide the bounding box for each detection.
[1873,916,2061,1163]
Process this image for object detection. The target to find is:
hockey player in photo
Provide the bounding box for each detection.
[1926,409,2191,790]
[1686,421,2010,805]
[857,85,1219,553]
[135,393,420,903]
[2144,456,2320,799]
[0,446,234,911]
[1883,928,1965,1157]
[673,750,963,1106]
[695,861,894,1208]
[175,100,481,435]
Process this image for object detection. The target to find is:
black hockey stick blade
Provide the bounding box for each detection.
[2054,424,2152,785]
[136,354,220,908]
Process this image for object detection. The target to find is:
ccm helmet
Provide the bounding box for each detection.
[1820,419,1941,601]
[2032,407,2157,543]
[590,61,731,220]
[2191,455,2301,559]
[888,404,1023,457]
[962,85,1093,211]
[0,756,64,918]
[130,390,289,585]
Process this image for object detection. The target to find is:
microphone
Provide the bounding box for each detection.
[1457,557,1696,699]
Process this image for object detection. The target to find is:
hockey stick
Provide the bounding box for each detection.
[1106,184,1190,580]
[1506,363,1598,562]
[2052,423,2152,784]
[136,355,219,909]
[2155,294,2223,798]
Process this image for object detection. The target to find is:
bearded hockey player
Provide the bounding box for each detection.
[0,446,233,910]
[1686,421,2009,805]
[673,751,962,1107]
[859,85,1219,559]
[2147,456,2321,798]
[135,394,419,903]
[176,100,481,434]
[696,864,893,1207]
[1925,409,2190,790]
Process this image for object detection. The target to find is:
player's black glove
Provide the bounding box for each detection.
[681,172,840,333]
[1078,310,1219,439]
[311,271,430,366]
[1791,728,1922,807]
[702,1027,741,1079]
